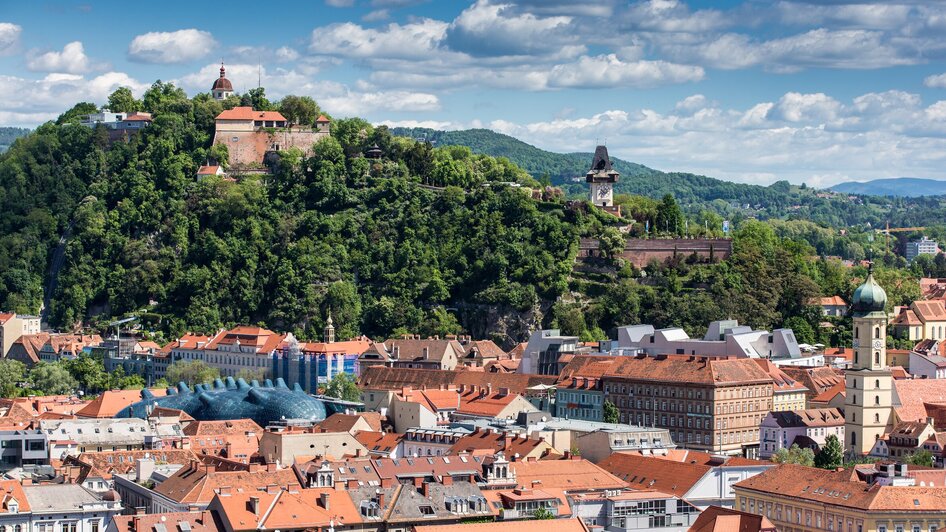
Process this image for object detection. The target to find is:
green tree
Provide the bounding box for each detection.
[418,306,463,338]
[771,444,815,467]
[603,400,619,424]
[56,102,98,125]
[656,193,683,235]
[107,87,141,113]
[0,359,26,398]
[29,363,78,395]
[532,508,555,520]
[784,315,816,345]
[241,87,273,111]
[278,95,320,126]
[599,227,626,262]
[209,143,229,167]
[323,372,360,402]
[814,434,844,469]
[906,450,935,467]
[64,354,109,393]
[165,360,220,386]
[236,368,266,382]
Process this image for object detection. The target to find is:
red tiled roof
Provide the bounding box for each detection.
[183,419,263,437]
[316,412,383,433]
[0,480,29,513]
[353,431,403,453]
[358,367,557,394]
[752,359,808,393]
[155,461,297,504]
[893,308,922,326]
[448,429,559,459]
[736,463,946,511]
[766,408,845,428]
[690,505,777,532]
[511,456,625,491]
[895,379,946,422]
[197,165,221,175]
[203,327,285,354]
[811,380,846,404]
[820,296,846,306]
[111,511,221,532]
[572,354,774,385]
[597,453,710,497]
[76,389,167,418]
[315,115,331,123]
[215,107,287,122]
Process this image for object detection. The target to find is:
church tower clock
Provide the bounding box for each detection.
[844,264,893,455]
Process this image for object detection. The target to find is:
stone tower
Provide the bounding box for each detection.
[844,264,893,455]
[212,62,234,101]
[586,145,619,208]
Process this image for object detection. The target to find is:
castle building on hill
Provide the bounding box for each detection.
[212,107,331,167]
[212,62,234,100]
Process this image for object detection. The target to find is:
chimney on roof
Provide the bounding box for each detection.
[487,384,493,396]
[347,479,359,490]
[377,491,385,507]
[319,492,330,510]
[266,463,277,472]
[218,486,231,496]
[265,484,280,494]
[249,496,260,516]
[442,475,453,486]
[421,481,430,498]
[423,347,429,360]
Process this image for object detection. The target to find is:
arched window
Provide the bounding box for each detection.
[875,352,880,365]
[852,412,856,423]
[875,395,880,406]
[852,394,857,405]
[875,379,880,389]
[855,327,859,338]
[875,327,880,339]
[874,413,880,423]
[851,432,856,447]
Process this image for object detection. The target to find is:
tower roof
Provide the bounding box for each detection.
[212,62,233,92]
[586,145,619,183]
[852,265,887,315]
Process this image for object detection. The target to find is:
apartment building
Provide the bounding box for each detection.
[597,354,774,455]
[0,313,39,358]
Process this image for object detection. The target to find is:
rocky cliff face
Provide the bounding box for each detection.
[456,300,550,350]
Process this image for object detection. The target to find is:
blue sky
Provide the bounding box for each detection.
[2,0,946,187]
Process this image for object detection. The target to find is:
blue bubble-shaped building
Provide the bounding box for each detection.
[117,377,344,426]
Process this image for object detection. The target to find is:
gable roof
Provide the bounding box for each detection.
[66,449,199,481]
[914,300,946,322]
[381,338,464,363]
[76,389,167,418]
[510,456,625,491]
[689,505,777,532]
[353,431,403,454]
[215,107,286,122]
[894,379,946,422]
[464,340,505,361]
[155,461,297,505]
[203,327,285,354]
[752,359,808,393]
[574,354,773,385]
[448,429,558,459]
[597,452,710,497]
[765,408,845,428]
[0,480,30,513]
[820,296,846,306]
[735,463,946,511]
[110,511,222,532]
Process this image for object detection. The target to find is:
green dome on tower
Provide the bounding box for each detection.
[851,267,887,314]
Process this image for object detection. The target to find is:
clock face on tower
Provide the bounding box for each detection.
[872,339,883,349]
[597,184,612,198]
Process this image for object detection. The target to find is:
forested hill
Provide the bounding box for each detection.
[390,126,946,228]
[831,178,946,197]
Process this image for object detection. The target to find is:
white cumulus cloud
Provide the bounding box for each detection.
[128,29,217,64]
[27,41,102,74]
[0,22,21,56]
[548,54,704,89]
[925,73,946,89]
[309,19,447,60]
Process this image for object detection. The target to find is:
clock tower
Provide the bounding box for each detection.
[587,145,619,209]
[845,264,893,456]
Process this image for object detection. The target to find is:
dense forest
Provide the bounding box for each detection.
[0,84,930,348]
[0,127,30,152]
[391,127,946,230]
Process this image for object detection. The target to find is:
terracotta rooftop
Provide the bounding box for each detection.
[689,505,777,532]
[197,165,221,175]
[155,461,297,505]
[419,518,585,532]
[584,354,774,385]
[448,429,558,458]
[811,380,846,404]
[291,337,371,355]
[765,408,845,428]
[183,419,263,437]
[456,388,522,417]
[914,300,946,322]
[76,389,167,418]
[752,359,808,393]
[66,449,198,481]
[380,338,464,363]
[597,452,711,497]
[735,463,946,511]
[395,388,460,413]
[894,379,946,422]
[162,333,215,354]
[215,107,287,122]
[0,480,29,513]
[203,327,285,354]
[317,412,382,434]
[358,367,557,394]
[110,511,222,532]
[464,340,505,361]
[510,456,626,491]
[893,308,922,326]
[820,296,846,307]
[353,431,403,454]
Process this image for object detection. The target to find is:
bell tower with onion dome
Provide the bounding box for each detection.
[845,263,893,456]
[212,62,234,101]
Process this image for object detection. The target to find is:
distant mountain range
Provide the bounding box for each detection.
[0,127,29,153]
[830,177,946,197]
